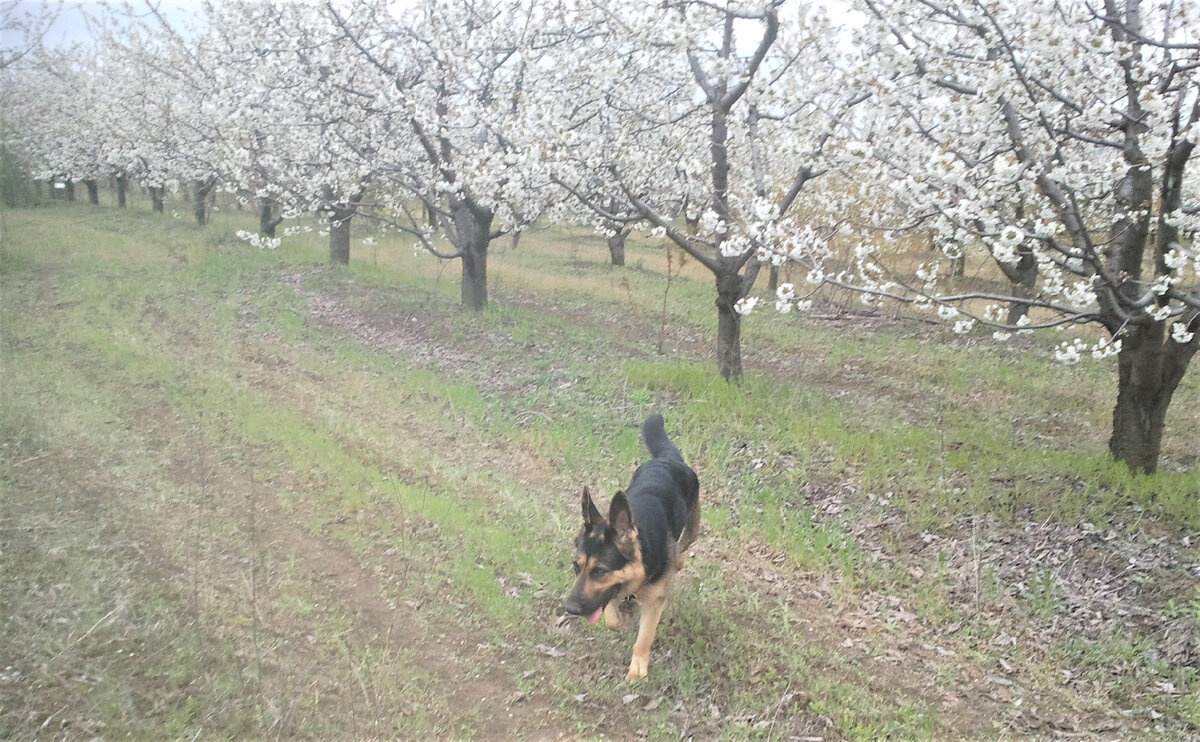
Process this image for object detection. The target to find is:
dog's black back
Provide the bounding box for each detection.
[626,414,699,584]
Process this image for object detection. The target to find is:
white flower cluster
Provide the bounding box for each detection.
[991,225,1025,265]
[936,304,959,321]
[1148,304,1173,322]
[699,209,727,238]
[914,262,939,289]
[721,233,752,259]
[1053,338,1087,365]
[1054,336,1122,365]
[773,282,813,314]
[774,283,794,313]
[734,296,760,315]
[1091,337,1122,360]
[235,229,281,250]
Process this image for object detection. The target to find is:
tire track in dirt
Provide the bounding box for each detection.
[120,392,564,738]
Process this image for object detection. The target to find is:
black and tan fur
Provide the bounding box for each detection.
[564,414,700,681]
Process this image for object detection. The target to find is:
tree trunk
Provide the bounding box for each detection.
[1005,284,1032,326]
[64,179,75,202]
[453,201,493,310]
[1101,77,1162,471]
[149,186,164,213]
[258,197,283,237]
[1108,324,1196,474]
[607,229,627,267]
[715,270,744,382]
[461,237,488,309]
[193,185,207,225]
[193,178,215,226]
[329,208,352,264]
[84,179,99,205]
[1110,379,1168,475]
[115,173,127,208]
[1000,246,1037,325]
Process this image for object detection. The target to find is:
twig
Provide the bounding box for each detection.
[58,606,120,656]
[973,511,981,612]
[39,704,69,732]
[766,681,791,739]
[657,245,682,354]
[12,452,49,467]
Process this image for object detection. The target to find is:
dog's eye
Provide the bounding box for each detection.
[591,567,608,579]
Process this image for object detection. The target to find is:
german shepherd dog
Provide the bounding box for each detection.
[564,414,700,681]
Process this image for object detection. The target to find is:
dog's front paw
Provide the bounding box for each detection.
[624,653,649,682]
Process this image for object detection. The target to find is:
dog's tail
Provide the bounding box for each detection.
[642,414,684,462]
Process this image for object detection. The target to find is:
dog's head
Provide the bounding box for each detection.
[564,487,645,624]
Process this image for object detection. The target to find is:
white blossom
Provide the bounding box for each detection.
[734,296,760,315]
[998,226,1025,247]
[1055,339,1087,365]
[235,229,281,250]
[1091,337,1121,361]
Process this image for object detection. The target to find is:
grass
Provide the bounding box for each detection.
[3,199,1199,739]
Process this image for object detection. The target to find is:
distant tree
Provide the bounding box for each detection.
[545,102,648,268]
[94,8,227,225]
[0,49,119,203]
[328,0,566,309]
[196,0,397,262]
[547,0,864,381]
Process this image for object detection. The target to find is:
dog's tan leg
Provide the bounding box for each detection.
[679,500,701,555]
[674,502,701,571]
[603,600,626,631]
[625,580,669,682]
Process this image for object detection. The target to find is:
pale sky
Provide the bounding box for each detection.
[5,0,205,49]
[5,0,863,51]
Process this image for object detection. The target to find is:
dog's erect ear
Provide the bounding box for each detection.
[582,487,604,526]
[608,491,635,542]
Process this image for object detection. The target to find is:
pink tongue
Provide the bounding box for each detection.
[586,607,603,625]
